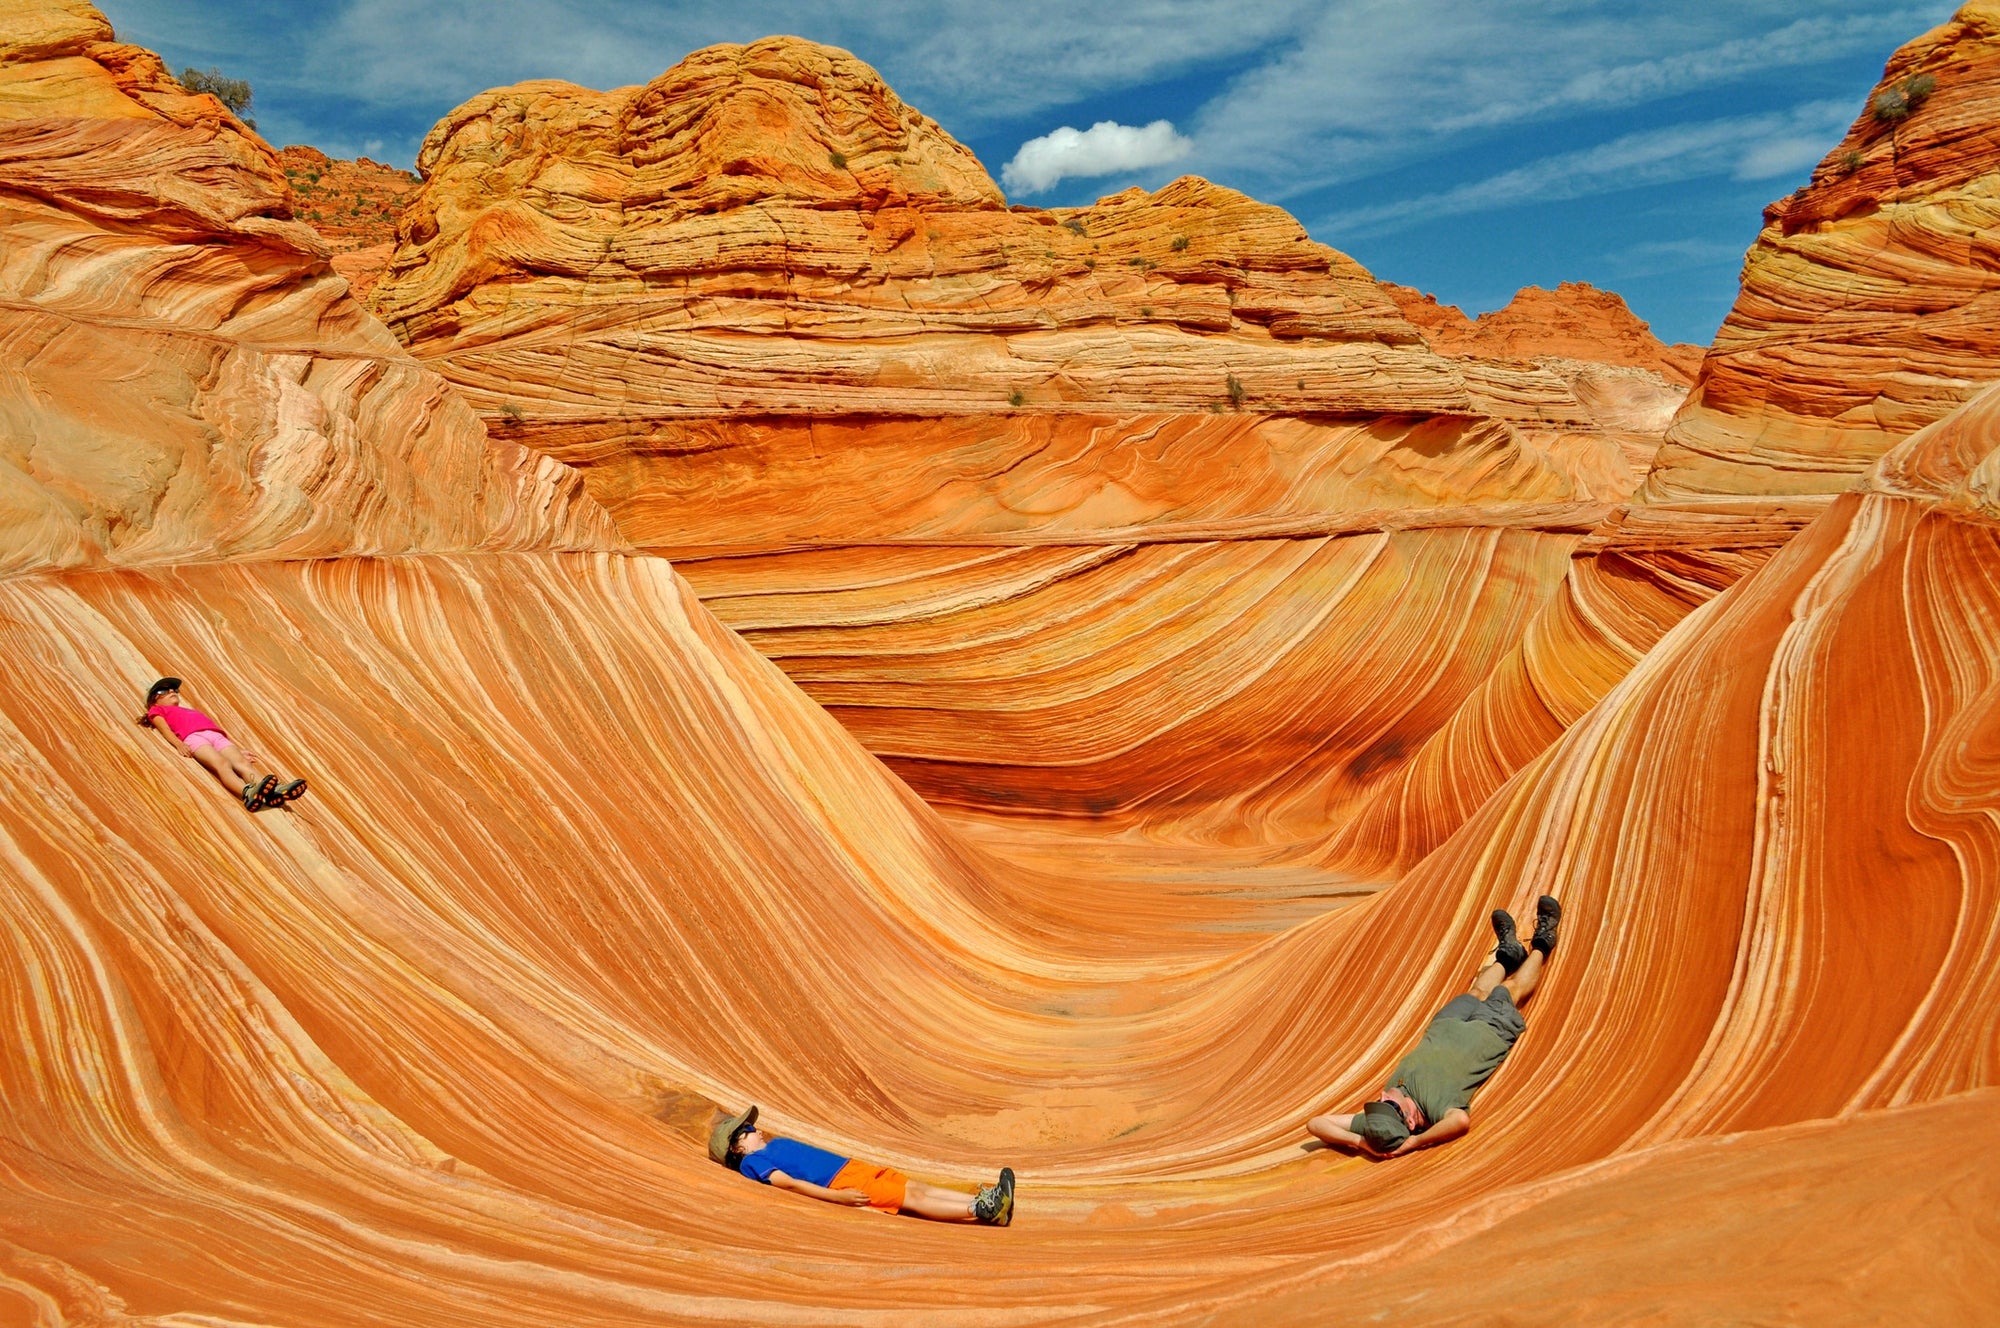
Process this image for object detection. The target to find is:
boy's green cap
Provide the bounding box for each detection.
[709,1104,757,1165]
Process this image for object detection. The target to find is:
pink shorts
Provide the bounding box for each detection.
[184,730,232,752]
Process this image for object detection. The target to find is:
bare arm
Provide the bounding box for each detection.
[147,714,192,756]
[1391,1107,1470,1156]
[1307,1113,1367,1149]
[766,1170,871,1206]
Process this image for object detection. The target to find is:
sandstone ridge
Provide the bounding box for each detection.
[373,35,1684,846]
[1383,279,1704,384]
[1633,0,2000,548]
[0,0,616,576]
[3,5,1999,1326]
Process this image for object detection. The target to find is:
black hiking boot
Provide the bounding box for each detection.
[1491,909,1528,975]
[1532,895,1562,956]
[974,1167,1014,1226]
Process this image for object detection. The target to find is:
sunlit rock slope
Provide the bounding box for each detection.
[1383,279,1705,384]
[3,4,1999,1325]
[1639,0,2000,550]
[1332,1,2000,878]
[0,1,614,574]
[373,36,1681,856]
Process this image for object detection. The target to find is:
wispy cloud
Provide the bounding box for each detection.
[1603,237,1756,280]
[1001,120,1191,194]
[276,0,1317,125]
[1318,98,1855,239]
[89,0,1962,344]
[101,1,1947,179]
[1182,1,1939,198]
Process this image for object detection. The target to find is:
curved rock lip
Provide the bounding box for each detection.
[6,6,2000,1328]
[0,3,622,575]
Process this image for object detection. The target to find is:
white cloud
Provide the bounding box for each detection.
[1733,135,1836,181]
[1001,120,1192,194]
[1318,98,1854,238]
[270,0,1318,127]
[1610,237,1756,273]
[1181,1,1944,200]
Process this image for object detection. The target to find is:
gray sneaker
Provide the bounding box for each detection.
[973,1167,1014,1226]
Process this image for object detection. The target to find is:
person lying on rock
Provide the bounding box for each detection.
[139,676,308,812]
[1308,896,1561,1158]
[711,1105,1014,1226]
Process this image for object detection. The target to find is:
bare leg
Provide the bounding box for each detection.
[1506,948,1545,1004]
[1471,944,1547,1004]
[191,746,260,794]
[898,1180,978,1222]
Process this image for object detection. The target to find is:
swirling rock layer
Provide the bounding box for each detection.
[4,385,1997,1328]
[4,4,2000,1325]
[1637,0,2000,549]
[1398,0,2000,873]
[0,1,617,576]
[4,377,1998,1322]
[374,36,1692,850]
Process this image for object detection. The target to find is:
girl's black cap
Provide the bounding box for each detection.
[146,677,182,706]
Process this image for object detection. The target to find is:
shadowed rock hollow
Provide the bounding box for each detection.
[2,3,1999,1324]
[371,34,1692,875]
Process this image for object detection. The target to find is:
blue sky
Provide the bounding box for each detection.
[96,1,1958,346]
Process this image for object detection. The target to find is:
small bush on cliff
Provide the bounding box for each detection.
[1226,374,1246,408]
[1008,390,1025,408]
[1062,217,1088,237]
[180,67,254,127]
[828,149,847,169]
[1170,235,1189,251]
[1838,149,1865,175]
[1870,72,1937,122]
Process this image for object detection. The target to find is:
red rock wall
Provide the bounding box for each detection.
[1640,0,2000,548]
[1383,279,1705,384]
[0,3,617,575]
[4,5,2000,1325]
[373,37,1688,852]
[277,144,419,301]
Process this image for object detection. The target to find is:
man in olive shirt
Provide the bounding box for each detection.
[1309,897,1561,1157]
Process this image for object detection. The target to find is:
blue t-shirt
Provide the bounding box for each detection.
[738,1137,849,1187]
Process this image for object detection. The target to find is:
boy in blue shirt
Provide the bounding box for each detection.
[709,1105,1014,1225]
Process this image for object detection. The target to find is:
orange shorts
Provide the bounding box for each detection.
[829,1159,908,1212]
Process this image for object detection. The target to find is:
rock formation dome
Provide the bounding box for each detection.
[1,4,1997,1323]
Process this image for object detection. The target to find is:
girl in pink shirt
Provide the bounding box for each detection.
[139,677,307,812]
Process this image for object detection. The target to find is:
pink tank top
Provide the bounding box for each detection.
[148,703,225,741]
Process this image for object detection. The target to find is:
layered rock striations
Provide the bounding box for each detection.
[0,0,616,576]
[4,5,1999,1326]
[1383,279,1705,385]
[277,144,419,299]
[1636,0,2000,548]
[1331,1,2000,875]
[372,37,1679,846]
